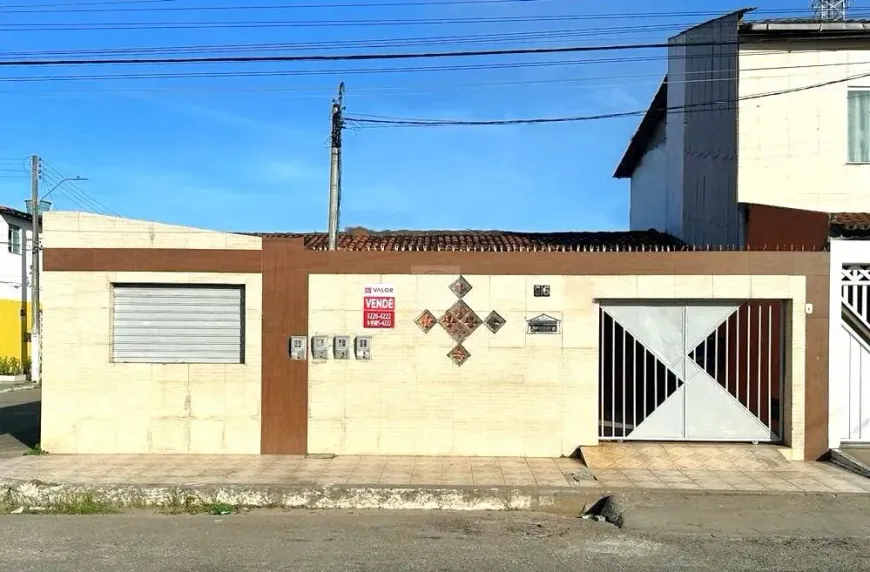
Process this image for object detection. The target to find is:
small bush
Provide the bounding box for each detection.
[24,444,48,456]
[0,356,24,376]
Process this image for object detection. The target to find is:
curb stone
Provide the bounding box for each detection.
[0,384,38,395]
[0,479,604,513]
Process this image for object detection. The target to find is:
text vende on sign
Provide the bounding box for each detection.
[363,283,395,328]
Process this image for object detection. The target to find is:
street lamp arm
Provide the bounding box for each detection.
[40,176,88,202]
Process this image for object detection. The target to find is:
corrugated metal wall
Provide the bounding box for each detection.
[112,285,244,364]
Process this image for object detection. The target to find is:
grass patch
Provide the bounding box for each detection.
[23,444,48,456]
[160,489,236,515]
[49,493,119,515]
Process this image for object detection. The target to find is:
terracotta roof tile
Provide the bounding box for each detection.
[250,229,686,252]
[831,212,870,228]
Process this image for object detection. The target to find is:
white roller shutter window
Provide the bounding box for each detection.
[112,285,244,364]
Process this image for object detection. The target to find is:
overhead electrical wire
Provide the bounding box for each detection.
[0,0,172,8]
[3,2,868,18]
[3,50,869,85]
[5,10,870,32]
[3,35,870,67]
[343,69,870,127]
[39,161,120,217]
[0,26,698,60]
[0,0,569,13]
[2,58,868,96]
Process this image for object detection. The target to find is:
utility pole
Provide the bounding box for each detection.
[19,216,27,377]
[29,154,40,383]
[327,82,345,251]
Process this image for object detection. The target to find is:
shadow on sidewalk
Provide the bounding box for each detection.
[0,394,41,455]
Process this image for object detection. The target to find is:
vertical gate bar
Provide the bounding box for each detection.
[746,304,751,408]
[642,345,647,427]
[600,309,604,438]
[757,304,762,419]
[779,301,786,441]
[725,315,730,394]
[622,327,627,438]
[736,307,741,403]
[714,320,719,383]
[654,344,658,410]
[611,315,616,439]
[767,303,772,430]
[682,304,688,439]
[632,338,637,436]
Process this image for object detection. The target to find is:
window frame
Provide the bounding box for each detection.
[847,87,870,165]
[7,224,21,255]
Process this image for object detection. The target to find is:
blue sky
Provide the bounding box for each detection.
[0,0,809,233]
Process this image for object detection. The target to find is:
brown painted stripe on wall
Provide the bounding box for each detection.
[260,238,309,454]
[258,247,829,458]
[43,248,262,273]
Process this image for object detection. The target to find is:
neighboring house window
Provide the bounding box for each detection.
[848,89,870,163]
[7,224,21,254]
[112,284,245,364]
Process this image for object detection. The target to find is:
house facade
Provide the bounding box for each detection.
[0,205,34,366]
[615,10,870,246]
[39,211,829,461]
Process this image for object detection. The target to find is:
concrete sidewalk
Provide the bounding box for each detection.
[0,449,867,513]
[0,455,591,488]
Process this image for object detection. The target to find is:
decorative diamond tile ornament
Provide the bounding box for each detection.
[484,311,506,333]
[416,275,507,365]
[448,275,473,298]
[439,310,469,342]
[447,343,471,367]
[414,310,437,333]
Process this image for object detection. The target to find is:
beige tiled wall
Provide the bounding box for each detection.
[308,274,806,458]
[42,212,261,250]
[738,45,870,213]
[40,212,263,454]
[41,271,263,454]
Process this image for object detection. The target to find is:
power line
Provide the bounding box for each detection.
[7,10,870,32]
[344,69,870,127]
[0,27,696,60]
[4,50,870,85]
[0,0,172,8]
[38,161,120,217]
[0,0,570,13]
[2,35,869,67]
[3,2,867,17]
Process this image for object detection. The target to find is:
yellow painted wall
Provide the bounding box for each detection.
[0,298,30,364]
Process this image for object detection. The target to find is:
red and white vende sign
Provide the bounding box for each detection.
[363,283,395,328]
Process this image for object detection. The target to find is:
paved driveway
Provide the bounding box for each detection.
[0,389,40,458]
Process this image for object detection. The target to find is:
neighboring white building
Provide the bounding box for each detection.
[0,205,34,363]
[829,221,870,450]
[614,9,870,246]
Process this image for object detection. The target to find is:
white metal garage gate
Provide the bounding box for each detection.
[841,264,870,443]
[598,301,785,442]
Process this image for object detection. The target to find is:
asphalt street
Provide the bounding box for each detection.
[1,500,869,572]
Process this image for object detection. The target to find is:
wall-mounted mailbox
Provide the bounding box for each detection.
[527,313,561,334]
[533,285,550,297]
[311,335,329,360]
[289,336,307,360]
[355,336,372,360]
[334,335,350,359]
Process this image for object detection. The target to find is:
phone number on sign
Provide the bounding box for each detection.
[364,312,394,328]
